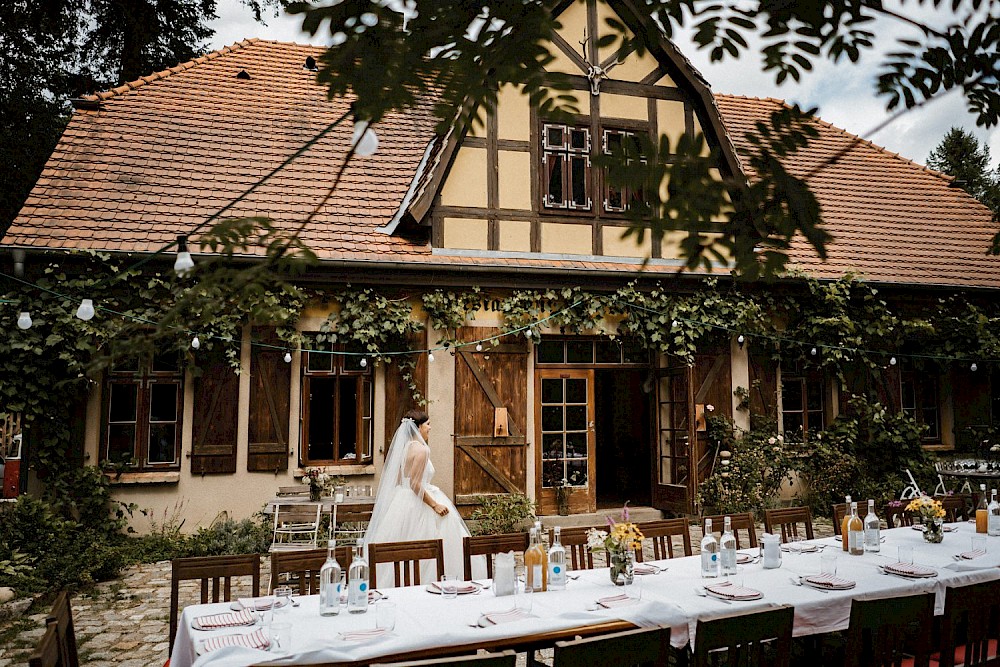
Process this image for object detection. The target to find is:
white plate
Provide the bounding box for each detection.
[425,581,482,595]
[229,598,288,611]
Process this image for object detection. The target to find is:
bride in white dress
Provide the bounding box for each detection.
[364,410,484,585]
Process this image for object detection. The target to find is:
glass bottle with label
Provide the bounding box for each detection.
[547,526,567,590]
[863,499,881,553]
[988,489,1000,537]
[847,502,864,555]
[719,516,737,576]
[319,539,342,616]
[700,518,720,578]
[841,495,852,552]
[347,538,369,614]
[525,527,548,592]
[977,484,989,533]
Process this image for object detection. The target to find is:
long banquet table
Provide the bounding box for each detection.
[171,523,1000,667]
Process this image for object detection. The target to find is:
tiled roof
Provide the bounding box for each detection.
[4,41,999,288]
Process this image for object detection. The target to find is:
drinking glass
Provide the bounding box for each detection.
[440,575,458,600]
[972,536,988,554]
[376,601,397,631]
[273,586,292,614]
[254,596,275,626]
[269,622,292,654]
[820,554,837,576]
[898,545,914,564]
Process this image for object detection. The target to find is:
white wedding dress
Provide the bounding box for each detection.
[365,425,485,586]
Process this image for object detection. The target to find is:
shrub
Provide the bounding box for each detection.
[469,493,536,536]
[185,514,272,557]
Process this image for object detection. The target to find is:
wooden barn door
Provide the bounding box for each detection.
[692,350,733,509]
[453,328,528,514]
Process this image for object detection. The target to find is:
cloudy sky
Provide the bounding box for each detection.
[208,2,999,170]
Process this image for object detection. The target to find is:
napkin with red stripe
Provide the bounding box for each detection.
[479,609,534,625]
[957,549,986,560]
[704,581,763,600]
[803,573,856,590]
[199,628,270,654]
[192,608,256,630]
[338,628,390,641]
[428,581,479,594]
[597,593,638,608]
[884,562,937,578]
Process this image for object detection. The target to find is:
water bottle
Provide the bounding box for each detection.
[347,538,369,614]
[863,499,881,553]
[700,518,720,578]
[319,539,342,616]
[547,526,567,591]
[719,516,737,576]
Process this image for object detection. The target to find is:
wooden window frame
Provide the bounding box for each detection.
[900,364,941,442]
[301,347,373,465]
[534,336,649,369]
[541,123,592,212]
[103,353,183,471]
[780,362,825,440]
[601,128,646,215]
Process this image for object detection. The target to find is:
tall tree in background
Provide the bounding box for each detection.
[0,0,291,236]
[927,127,1000,218]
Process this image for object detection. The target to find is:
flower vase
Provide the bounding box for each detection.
[309,486,322,502]
[922,517,944,543]
[609,549,635,586]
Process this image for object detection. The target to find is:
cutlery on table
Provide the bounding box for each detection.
[790,576,829,593]
[694,586,732,605]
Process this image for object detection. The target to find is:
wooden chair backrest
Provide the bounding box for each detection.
[169,554,260,653]
[636,518,692,561]
[844,592,935,667]
[693,606,794,667]
[934,494,971,522]
[368,539,444,589]
[29,623,61,667]
[937,579,1000,667]
[370,650,517,667]
[556,526,604,570]
[462,532,530,580]
[270,546,351,595]
[701,513,759,549]
[335,502,375,524]
[763,507,814,543]
[45,591,79,667]
[883,504,915,528]
[553,627,671,667]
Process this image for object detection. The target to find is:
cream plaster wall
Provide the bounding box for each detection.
[425,321,456,500]
[601,93,648,121]
[443,218,489,250]
[654,231,691,261]
[499,220,532,252]
[656,100,686,149]
[440,147,488,208]
[601,227,651,258]
[497,151,533,210]
[553,1,588,72]
[609,48,660,83]
[541,222,593,255]
[497,85,531,141]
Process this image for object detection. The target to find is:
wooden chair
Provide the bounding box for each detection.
[270,545,351,595]
[270,503,322,552]
[636,518,692,561]
[462,532,529,581]
[692,606,794,667]
[701,512,759,549]
[169,554,260,653]
[332,501,375,543]
[553,626,671,666]
[934,494,971,522]
[844,592,935,667]
[763,507,814,543]
[372,650,517,667]
[884,503,915,528]
[935,579,1000,667]
[369,539,444,589]
[29,591,79,667]
[557,526,606,570]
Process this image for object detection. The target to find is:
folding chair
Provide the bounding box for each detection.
[900,468,923,500]
[462,532,530,581]
[369,539,444,589]
[269,502,322,552]
[169,554,260,653]
[636,518,692,560]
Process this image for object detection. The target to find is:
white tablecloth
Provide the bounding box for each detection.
[171,523,1000,667]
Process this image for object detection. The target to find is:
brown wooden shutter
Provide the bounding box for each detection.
[453,327,528,510]
[191,347,239,474]
[952,367,990,449]
[748,347,778,429]
[248,326,291,472]
[384,333,428,451]
[693,348,732,506]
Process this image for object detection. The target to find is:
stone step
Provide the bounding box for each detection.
[537,506,663,529]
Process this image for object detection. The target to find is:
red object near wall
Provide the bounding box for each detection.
[2,458,20,498]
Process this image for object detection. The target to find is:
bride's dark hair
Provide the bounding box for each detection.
[403,409,429,426]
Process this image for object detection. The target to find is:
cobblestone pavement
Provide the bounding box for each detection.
[0,519,835,666]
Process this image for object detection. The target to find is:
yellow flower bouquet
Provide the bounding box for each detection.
[586,505,644,585]
[905,494,945,521]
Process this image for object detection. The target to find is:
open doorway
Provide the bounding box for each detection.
[594,369,651,508]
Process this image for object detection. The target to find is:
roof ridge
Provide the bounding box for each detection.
[82,38,263,103]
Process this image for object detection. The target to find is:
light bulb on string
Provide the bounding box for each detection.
[283,351,292,363]
[428,351,435,363]
[737,334,746,346]
[889,356,897,366]
[174,235,195,277]
[524,328,533,339]
[191,336,200,350]
[476,343,483,352]
[351,116,379,157]
[359,357,367,368]
[671,320,678,328]
[810,347,817,356]
[17,312,32,330]
[971,362,978,372]
[76,299,95,321]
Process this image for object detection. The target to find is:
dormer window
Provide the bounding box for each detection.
[542,124,592,210]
